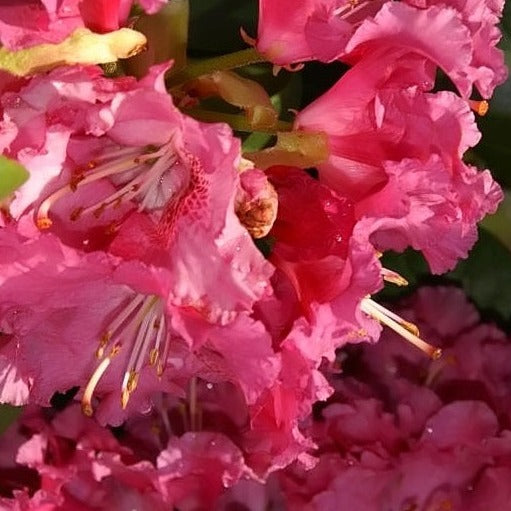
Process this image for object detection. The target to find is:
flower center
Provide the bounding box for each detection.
[36,143,177,230]
[81,293,169,416]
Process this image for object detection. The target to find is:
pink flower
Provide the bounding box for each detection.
[1,405,168,511]
[295,50,432,201]
[1,62,274,318]
[0,61,275,414]
[265,286,511,509]
[266,166,356,312]
[262,166,382,342]
[0,222,275,424]
[1,64,178,221]
[0,228,171,419]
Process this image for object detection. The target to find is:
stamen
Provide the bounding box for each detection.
[333,0,369,18]
[36,154,142,228]
[366,298,420,336]
[361,298,442,360]
[81,346,120,416]
[35,145,174,229]
[84,293,170,415]
[120,297,160,409]
[469,100,489,116]
[149,348,159,366]
[157,329,170,378]
[381,268,409,287]
[96,294,145,359]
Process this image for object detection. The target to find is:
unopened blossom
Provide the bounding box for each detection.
[235,167,278,239]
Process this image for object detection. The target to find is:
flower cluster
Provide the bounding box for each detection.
[0,0,507,508]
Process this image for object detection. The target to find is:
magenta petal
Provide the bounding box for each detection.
[346,3,475,97]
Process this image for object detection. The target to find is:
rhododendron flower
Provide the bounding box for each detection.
[157,432,251,509]
[1,63,179,221]
[2,61,276,422]
[0,404,252,511]
[0,0,508,507]
[1,61,273,311]
[356,155,502,273]
[266,166,357,312]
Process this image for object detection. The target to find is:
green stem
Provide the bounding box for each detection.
[185,109,293,133]
[166,48,266,88]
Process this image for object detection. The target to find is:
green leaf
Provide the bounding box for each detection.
[481,191,511,250]
[473,29,511,186]
[0,404,22,435]
[0,155,29,200]
[449,228,511,321]
[380,228,511,321]
[188,0,257,56]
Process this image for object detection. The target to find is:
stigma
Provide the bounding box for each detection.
[81,293,169,416]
